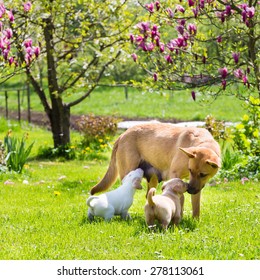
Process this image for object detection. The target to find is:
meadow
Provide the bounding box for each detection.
[0,119,259,260]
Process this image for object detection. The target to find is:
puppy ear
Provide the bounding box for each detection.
[133,178,142,189]
[179,147,196,158]
[172,183,187,194]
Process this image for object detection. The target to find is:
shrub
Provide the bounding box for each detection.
[37,143,76,161]
[4,130,34,173]
[76,114,118,147]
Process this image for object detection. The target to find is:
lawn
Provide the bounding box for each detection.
[0,85,246,122]
[0,120,259,260]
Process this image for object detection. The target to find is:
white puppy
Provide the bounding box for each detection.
[87,168,144,221]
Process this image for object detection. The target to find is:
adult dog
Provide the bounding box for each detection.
[90,123,221,218]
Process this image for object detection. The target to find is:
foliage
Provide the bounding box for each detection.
[3,130,34,173]
[0,139,7,173]
[130,0,260,103]
[218,97,260,180]
[37,143,77,161]
[2,0,136,147]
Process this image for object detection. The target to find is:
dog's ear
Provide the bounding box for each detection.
[133,178,142,189]
[179,147,196,158]
[206,159,221,168]
[172,183,187,194]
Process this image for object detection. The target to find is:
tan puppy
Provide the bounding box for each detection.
[144,178,188,230]
[90,123,221,218]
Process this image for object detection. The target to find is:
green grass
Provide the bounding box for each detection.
[0,121,259,260]
[0,85,246,122]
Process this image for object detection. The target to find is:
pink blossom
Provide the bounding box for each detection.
[155,1,160,11]
[232,52,240,64]
[23,2,32,12]
[0,4,6,18]
[176,5,185,13]
[242,75,248,85]
[219,67,228,79]
[159,42,165,52]
[23,38,33,48]
[131,53,137,62]
[8,56,15,65]
[7,10,14,22]
[188,23,197,35]
[188,0,195,7]
[151,25,160,40]
[234,68,243,79]
[199,0,205,9]
[217,36,222,43]
[192,7,199,18]
[129,34,134,43]
[136,22,150,33]
[245,7,255,18]
[225,5,232,16]
[153,73,158,81]
[145,2,154,13]
[146,42,155,51]
[222,79,227,90]
[165,54,173,64]
[33,46,40,57]
[3,28,13,39]
[166,7,174,18]
[176,25,184,35]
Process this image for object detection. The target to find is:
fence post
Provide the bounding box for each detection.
[17,89,21,122]
[27,80,31,123]
[124,86,128,100]
[5,91,8,119]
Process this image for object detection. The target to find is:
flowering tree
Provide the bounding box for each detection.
[0,1,39,83]
[2,0,134,148]
[130,0,259,103]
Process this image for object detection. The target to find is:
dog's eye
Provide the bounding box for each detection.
[200,173,207,178]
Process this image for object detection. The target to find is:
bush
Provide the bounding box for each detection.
[37,144,77,161]
[4,130,34,173]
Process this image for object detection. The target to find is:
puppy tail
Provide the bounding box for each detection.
[90,138,119,195]
[147,187,156,207]
[86,196,99,208]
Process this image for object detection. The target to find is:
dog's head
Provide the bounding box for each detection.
[122,168,144,189]
[161,178,188,195]
[179,147,221,194]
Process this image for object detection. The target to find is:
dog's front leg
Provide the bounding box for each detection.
[121,211,131,220]
[180,194,184,218]
[191,192,201,219]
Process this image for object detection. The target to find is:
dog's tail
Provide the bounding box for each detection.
[147,187,156,207]
[90,138,119,195]
[86,196,99,208]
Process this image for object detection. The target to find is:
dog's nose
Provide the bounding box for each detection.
[187,185,200,194]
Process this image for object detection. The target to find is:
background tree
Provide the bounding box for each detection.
[130,0,259,103]
[4,0,135,148]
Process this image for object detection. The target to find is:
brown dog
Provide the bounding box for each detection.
[90,123,221,218]
[144,178,188,229]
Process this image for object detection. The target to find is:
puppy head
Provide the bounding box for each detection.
[162,178,188,195]
[122,168,144,189]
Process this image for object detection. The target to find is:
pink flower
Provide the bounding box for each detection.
[222,79,227,90]
[8,56,15,65]
[145,2,154,13]
[232,52,240,64]
[23,2,32,12]
[7,10,14,22]
[131,53,137,62]
[188,23,197,35]
[153,73,158,81]
[166,7,174,18]
[0,4,6,18]
[136,22,150,33]
[159,42,165,52]
[165,54,173,64]
[129,34,134,43]
[225,5,232,16]
[176,5,185,13]
[33,46,40,57]
[234,68,243,79]
[155,1,160,11]
[219,67,228,79]
[3,28,13,39]
[245,6,255,18]
[217,36,222,43]
[188,0,195,7]
[176,25,184,35]
[23,38,33,48]
[242,75,248,85]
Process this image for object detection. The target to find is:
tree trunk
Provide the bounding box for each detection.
[49,98,71,148]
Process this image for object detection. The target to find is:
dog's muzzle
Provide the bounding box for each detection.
[187,184,202,194]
